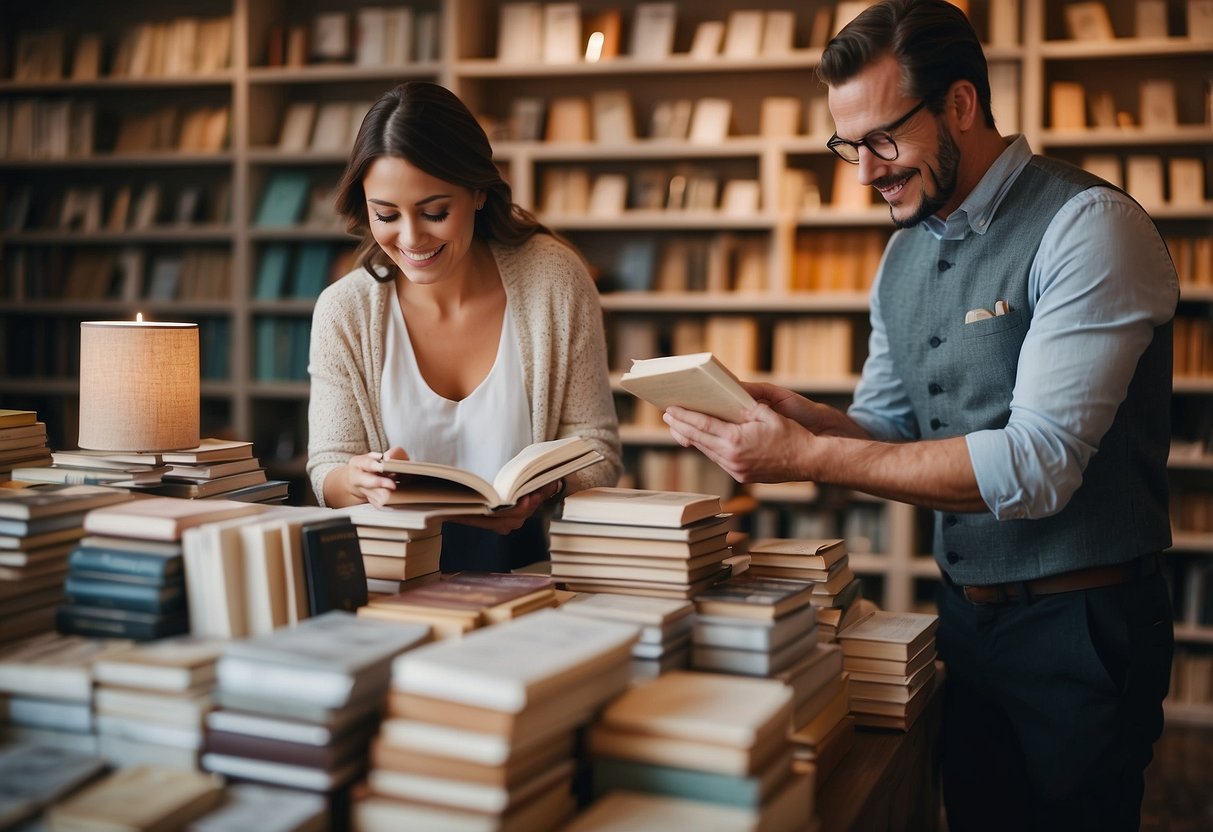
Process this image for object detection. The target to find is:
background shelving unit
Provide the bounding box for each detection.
[1,0,1211,720]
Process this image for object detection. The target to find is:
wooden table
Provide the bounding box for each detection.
[814,678,944,832]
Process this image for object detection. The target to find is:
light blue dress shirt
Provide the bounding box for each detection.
[848,135,1178,520]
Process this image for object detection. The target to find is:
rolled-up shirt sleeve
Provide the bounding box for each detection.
[966,188,1177,520]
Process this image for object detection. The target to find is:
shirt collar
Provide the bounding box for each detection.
[920,134,1033,240]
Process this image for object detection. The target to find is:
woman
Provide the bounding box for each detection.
[307,81,621,571]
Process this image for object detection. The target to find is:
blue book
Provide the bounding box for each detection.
[255,318,279,381]
[592,755,790,808]
[291,243,334,299]
[65,573,187,614]
[254,171,310,226]
[69,539,184,581]
[57,604,189,641]
[254,244,292,299]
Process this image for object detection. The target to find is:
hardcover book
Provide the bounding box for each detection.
[374,436,602,509]
[747,538,848,570]
[693,575,816,621]
[619,352,756,422]
[549,513,731,542]
[84,497,264,542]
[299,517,368,614]
[560,488,723,529]
[0,484,131,521]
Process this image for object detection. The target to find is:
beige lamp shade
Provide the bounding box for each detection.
[78,320,201,452]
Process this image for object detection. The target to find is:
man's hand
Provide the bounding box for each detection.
[663,403,813,484]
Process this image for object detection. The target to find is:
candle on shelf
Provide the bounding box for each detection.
[77,314,200,452]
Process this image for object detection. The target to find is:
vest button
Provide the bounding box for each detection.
[928,383,943,395]
[929,336,942,348]
[945,514,959,527]
[938,260,952,271]
[929,418,942,430]
[946,551,961,564]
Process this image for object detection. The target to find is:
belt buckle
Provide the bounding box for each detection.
[962,584,1007,604]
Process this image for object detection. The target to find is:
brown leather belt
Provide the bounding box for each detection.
[954,554,1158,605]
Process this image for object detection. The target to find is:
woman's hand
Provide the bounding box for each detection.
[450,479,563,535]
[355,447,408,508]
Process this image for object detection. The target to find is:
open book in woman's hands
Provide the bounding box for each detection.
[619,352,756,422]
[373,436,602,509]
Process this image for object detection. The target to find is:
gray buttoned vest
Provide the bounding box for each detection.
[877,156,1172,584]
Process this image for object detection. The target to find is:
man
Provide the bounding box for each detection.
[663,1,1177,829]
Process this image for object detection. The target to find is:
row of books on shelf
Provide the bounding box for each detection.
[1049,77,1213,133]
[9,16,233,83]
[495,0,1018,68]
[1080,153,1209,211]
[4,179,230,234]
[595,233,767,294]
[0,100,230,160]
[255,318,312,383]
[1168,236,1213,287]
[254,243,354,302]
[1170,489,1213,535]
[263,6,439,69]
[3,246,231,304]
[254,170,344,229]
[274,99,371,155]
[1167,649,1213,709]
[1061,1,1213,41]
[1173,317,1213,378]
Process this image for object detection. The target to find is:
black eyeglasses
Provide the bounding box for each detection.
[827,99,931,164]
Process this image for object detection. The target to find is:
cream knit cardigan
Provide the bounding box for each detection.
[306,234,623,505]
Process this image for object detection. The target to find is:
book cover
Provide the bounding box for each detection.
[83,497,264,542]
[838,610,939,661]
[376,436,602,509]
[299,517,368,615]
[254,170,310,226]
[69,536,184,581]
[620,352,756,422]
[57,603,189,641]
[693,575,816,621]
[561,488,723,529]
[65,573,187,614]
[47,766,224,829]
[0,484,131,521]
[161,439,254,464]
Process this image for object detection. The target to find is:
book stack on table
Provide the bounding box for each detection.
[59,497,265,641]
[549,488,733,600]
[343,504,444,595]
[0,632,132,754]
[90,636,224,771]
[837,611,940,731]
[203,612,430,804]
[691,575,820,679]
[0,484,133,646]
[45,765,224,830]
[0,409,52,482]
[356,610,638,831]
[782,643,854,786]
[744,538,867,642]
[559,592,695,681]
[0,742,108,829]
[358,572,558,639]
[578,670,813,831]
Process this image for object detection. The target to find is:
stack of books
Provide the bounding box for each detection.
[344,504,443,595]
[0,408,52,481]
[837,611,939,730]
[15,448,171,487]
[0,484,132,645]
[0,743,108,829]
[143,439,288,503]
[91,636,224,771]
[691,575,819,678]
[182,783,328,831]
[550,487,732,599]
[203,612,430,797]
[0,632,133,753]
[358,572,558,639]
[60,497,265,641]
[783,645,853,785]
[46,765,224,830]
[744,538,867,641]
[582,670,812,829]
[559,592,695,680]
[356,610,638,831]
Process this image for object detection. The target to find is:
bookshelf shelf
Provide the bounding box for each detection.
[1163,701,1213,728]
[794,208,895,226]
[1039,38,1213,60]
[539,212,776,231]
[599,291,871,312]
[6,228,235,244]
[454,53,826,78]
[0,73,236,92]
[1038,127,1213,148]
[246,227,354,242]
[246,64,443,84]
[496,138,771,160]
[247,382,311,400]
[1172,378,1213,394]
[0,154,235,169]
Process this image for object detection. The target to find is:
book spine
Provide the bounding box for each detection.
[65,574,186,613]
[68,546,181,580]
[56,606,189,641]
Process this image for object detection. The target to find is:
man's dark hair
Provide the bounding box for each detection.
[818,0,995,128]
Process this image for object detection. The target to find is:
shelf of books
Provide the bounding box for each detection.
[1,0,1212,700]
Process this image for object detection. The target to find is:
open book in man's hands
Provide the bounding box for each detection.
[373,436,603,510]
[619,352,757,422]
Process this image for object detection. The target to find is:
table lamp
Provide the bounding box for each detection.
[77,315,200,452]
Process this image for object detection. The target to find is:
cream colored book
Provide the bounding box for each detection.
[83,496,264,542]
[838,610,939,661]
[375,436,602,509]
[620,351,756,422]
[46,765,224,831]
[560,488,723,529]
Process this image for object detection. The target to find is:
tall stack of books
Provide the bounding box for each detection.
[691,574,819,678]
[344,504,443,595]
[837,611,939,731]
[0,408,52,481]
[144,439,288,503]
[580,670,812,830]
[784,645,853,785]
[0,743,108,829]
[0,484,132,645]
[550,487,732,599]
[203,612,430,802]
[744,538,866,641]
[0,632,133,753]
[358,572,557,638]
[59,497,265,641]
[559,592,695,680]
[356,610,639,831]
[45,765,225,830]
[90,636,224,771]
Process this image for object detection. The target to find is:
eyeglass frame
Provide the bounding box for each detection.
[826,98,932,164]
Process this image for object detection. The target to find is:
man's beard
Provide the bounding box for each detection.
[887,120,960,229]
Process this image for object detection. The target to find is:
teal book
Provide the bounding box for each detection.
[254,244,292,299]
[593,755,788,808]
[254,318,279,381]
[291,242,334,299]
[254,171,310,226]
